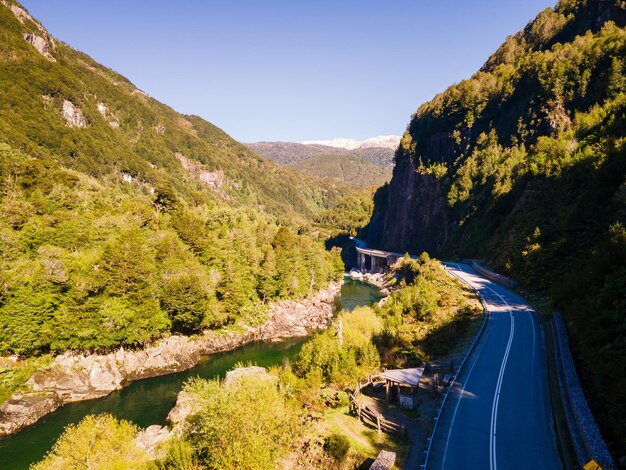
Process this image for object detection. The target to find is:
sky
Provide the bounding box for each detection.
[21,0,556,143]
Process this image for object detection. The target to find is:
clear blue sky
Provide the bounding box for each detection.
[21,0,556,142]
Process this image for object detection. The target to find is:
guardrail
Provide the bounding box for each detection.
[551,313,615,469]
[351,376,409,440]
[466,260,518,289]
[420,265,490,469]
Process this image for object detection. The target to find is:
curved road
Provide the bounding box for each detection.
[427,263,562,469]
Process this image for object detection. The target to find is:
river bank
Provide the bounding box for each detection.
[0,281,342,437]
[347,271,390,295]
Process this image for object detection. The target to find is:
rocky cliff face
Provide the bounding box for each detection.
[367,155,452,255]
[0,282,340,436]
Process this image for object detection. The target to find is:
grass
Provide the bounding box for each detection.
[324,406,407,469]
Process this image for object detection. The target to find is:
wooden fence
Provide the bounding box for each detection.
[350,375,408,441]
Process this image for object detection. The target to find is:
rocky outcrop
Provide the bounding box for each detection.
[23,33,55,61]
[176,152,229,191]
[97,102,120,128]
[2,1,57,61]
[0,282,341,436]
[166,388,195,430]
[0,392,61,436]
[366,157,451,257]
[134,425,171,460]
[62,100,87,128]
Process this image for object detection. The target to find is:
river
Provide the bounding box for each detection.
[0,277,382,469]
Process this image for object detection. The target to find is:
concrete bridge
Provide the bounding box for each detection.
[355,244,407,274]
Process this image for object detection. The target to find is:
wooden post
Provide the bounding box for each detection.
[385,381,389,401]
[376,414,381,436]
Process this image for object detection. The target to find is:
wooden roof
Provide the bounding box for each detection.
[380,367,424,387]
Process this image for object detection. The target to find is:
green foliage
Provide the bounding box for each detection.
[0,143,341,355]
[160,275,211,332]
[323,433,351,462]
[0,3,350,223]
[31,414,151,470]
[156,438,198,470]
[0,355,52,404]
[295,306,381,387]
[286,154,391,188]
[315,189,375,236]
[375,258,480,367]
[0,2,351,355]
[180,375,300,470]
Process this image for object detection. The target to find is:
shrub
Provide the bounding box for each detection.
[323,433,350,462]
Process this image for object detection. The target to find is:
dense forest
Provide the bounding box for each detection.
[366,0,626,454]
[0,143,343,355]
[286,154,391,188]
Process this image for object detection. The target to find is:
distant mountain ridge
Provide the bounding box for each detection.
[300,135,401,150]
[286,154,391,188]
[246,138,397,187]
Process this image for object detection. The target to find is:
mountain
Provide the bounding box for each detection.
[246,138,397,187]
[300,135,401,150]
[286,154,391,188]
[0,1,346,357]
[0,2,350,223]
[365,0,626,454]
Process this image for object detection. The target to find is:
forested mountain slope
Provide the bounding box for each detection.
[286,154,391,187]
[0,1,344,356]
[247,141,393,187]
[247,141,395,168]
[365,0,626,455]
[0,1,349,222]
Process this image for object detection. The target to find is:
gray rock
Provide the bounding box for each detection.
[62,100,87,128]
[370,450,396,470]
[0,392,61,436]
[223,366,272,387]
[134,425,171,460]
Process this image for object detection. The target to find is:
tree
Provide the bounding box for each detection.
[100,228,155,299]
[161,275,210,332]
[608,56,625,99]
[257,246,278,301]
[32,414,151,470]
[183,375,300,469]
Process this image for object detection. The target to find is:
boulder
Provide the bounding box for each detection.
[134,425,171,460]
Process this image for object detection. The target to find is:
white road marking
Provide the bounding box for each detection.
[448,264,519,470]
[489,297,514,470]
[441,323,493,468]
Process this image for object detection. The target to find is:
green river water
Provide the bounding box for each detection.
[0,277,382,469]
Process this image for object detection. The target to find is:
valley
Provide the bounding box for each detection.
[0,0,624,468]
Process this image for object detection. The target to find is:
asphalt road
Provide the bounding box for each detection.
[427,263,562,469]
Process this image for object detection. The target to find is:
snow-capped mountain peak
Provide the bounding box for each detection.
[300,135,401,150]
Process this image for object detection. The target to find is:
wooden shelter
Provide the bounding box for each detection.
[380,367,424,410]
